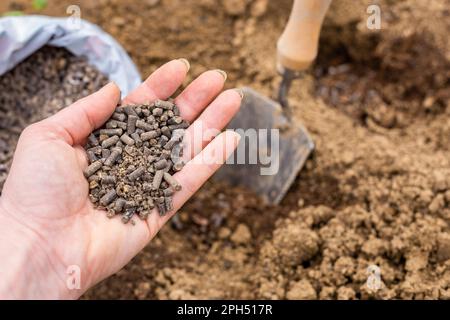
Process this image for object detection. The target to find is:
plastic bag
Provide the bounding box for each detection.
[0,15,141,96]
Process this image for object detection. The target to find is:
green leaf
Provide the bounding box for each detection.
[3,11,24,16]
[32,0,48,10]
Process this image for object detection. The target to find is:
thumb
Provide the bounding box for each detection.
[43,82,121,145]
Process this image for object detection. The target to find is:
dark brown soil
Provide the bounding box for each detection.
[1,0,449,299]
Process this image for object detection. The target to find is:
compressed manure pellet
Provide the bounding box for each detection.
[120,133,135,146]
[104,148,121,166]
[84,102,189,222]
[112,112,126,122]
[87,150,98,163]
[84,161,102,177]
[100,189,117,206]
[163,172,182,191]
[165,197,173,212]
[105,120,118,129]
[100,128,123,136]
[124,105,138,116]
[136,119,154,131]
[101,175,116,184]
[128,166,145,181]
[154,159,168,170]
[114,198,126,212]
[131,132,142,145]
[155,99,174,110]
[163,187,174,197]
[88,133,99,146]
[101,135,119,148]
[140,130,159,141]
[127,115,138,134]
[152,170,164,190]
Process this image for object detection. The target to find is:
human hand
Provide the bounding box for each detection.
[0,60,242,299]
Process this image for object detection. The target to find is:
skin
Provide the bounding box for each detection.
[0,59,242,299]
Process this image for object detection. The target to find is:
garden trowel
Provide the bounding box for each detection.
[214,0,331,204]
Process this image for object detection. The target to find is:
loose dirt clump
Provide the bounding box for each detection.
[0,46,108,192]
[84,101,188,223]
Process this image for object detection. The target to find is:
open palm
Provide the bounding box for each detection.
[0,60,241,299]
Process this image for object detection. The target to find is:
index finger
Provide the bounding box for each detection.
[122,59,190,105]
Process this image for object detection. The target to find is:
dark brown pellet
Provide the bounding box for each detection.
[87,150,98,163]
[173,105,180,116]
[155,99,174,110]
[156,197,166,216]
[168,122,189,130]
[120,133,135,146]
[163,187,174,197]
[100,189,117,206]
[173,160,186,172]
[165,196,173,212]
[101,175,116,184]
[124,105,138,116]
[158,135,169,147]
[100,128,123,136]
[116,121,128,130]
[152,108,163,116]
[84,160,102,177]
[127,115,138,134]
[131,132,142,145]
[161,126,171,138]
[101,148,111,159]
[114,198,126,212]
[87,146,102,155]
[104,148,121,166]
[163,172,181,191]
[163,160,173,172]
[121,208,135,224]
[168,116,183,125]
[105,120,118,129]
[112,112,126,122]
[141,130,159,141]
[101,135,119,148]
[136,119,154,131]
[152,170,164,189]
[154,159,168,170]
[128,166,145,181]
[88,133,99,146]
[125,200,136,209]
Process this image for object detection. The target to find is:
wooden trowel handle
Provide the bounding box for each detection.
[277,0,332,72]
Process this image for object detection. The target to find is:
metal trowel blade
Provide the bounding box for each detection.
[213,87,314,204]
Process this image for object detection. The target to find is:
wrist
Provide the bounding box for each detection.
[0,200,77,299]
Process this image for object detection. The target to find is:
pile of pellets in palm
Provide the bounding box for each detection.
[83,100,189,224]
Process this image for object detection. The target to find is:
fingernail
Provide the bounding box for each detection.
[234,88,244,99]
[178,58,190,72]
[214,69,227,81]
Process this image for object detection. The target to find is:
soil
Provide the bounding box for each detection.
[1,0,449,299]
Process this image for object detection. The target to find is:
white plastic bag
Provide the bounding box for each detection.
[0,16,141,95]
